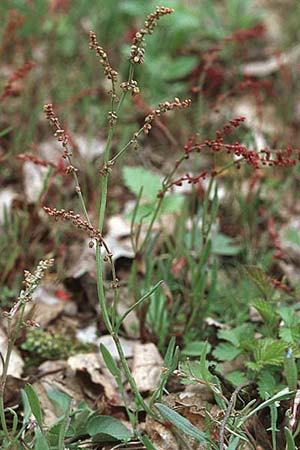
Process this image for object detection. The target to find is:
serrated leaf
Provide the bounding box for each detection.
[213,343,242,361]
[87,416,132,441]
[155,403,209,444]
[242,266,274,300]
[279,327,300,344]
[277,306,298,327]
[251,298,277,324]
[253,339,287,369]
[123,166,161,201]
[24,384,44,430]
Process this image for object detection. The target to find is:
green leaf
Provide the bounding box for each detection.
[140,434,158,450]
[283,227,300,247]
[34,428,50,450]
[278,306,298,327]
[251,298,277,324]
[47,390,71,415]
[279,327,300,344]
[24,384,44,430]
[100,344,121,380]
[284,427,296,450]
[257,372,280,399]
[87,415,132,441]
[218,328,241,346]
[212,233,241,256]
[123,166,161,201]
[213,343,242,361]
[182,341,211,357]
[242,266,274,300]
[155,403,209,444]
[199,341,213,383]
[226,371,248,387]
[158,55,198,81]
[249,339,287,371]
[0,126,13,137]
[284,348,298,391]
[160,195,185,214]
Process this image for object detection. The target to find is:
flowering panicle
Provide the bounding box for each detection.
[224,23,265,44]
[183,116,300,171]
[0,61,36,103]
[5,259,54,319]
[259,208,285,260]
[17,154,65,175]
[160,117,300,197]
[158,171,208,198]
[120,79,140,95]
[143,97,192,134]
[43,207,112,256]
[44,103,69,153]
[43,103,79,175]
[271,278,294,296]
[89,31,118,83]
[130,6,174,64]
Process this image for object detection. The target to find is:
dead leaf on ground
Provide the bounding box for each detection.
[0,327,24,378]
[74,134,105,160]
[23,160,48,204]
[67,351,122,405]
[242,44,300,77]
[0,187,18,225]
[144,415,179,450]
[24,282,76,328]
[131,343,163,392]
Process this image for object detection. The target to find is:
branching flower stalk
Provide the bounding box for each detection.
[0,259,54,444]
[44,7,181,423]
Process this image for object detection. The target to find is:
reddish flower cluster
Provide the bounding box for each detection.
[2,9,25,50]
[183,117,300,171]
[271,277,294,296]
[17,154,65,175]
[143,97,192,134]
[43,103,71,157]
[158,171,208,197]
[1,61,36,103]
[216,116,246,138]
[130,6,174,64]
[224,23,265,44]
[212,78,273,112]
[89,31,118,83]
[259,208,285,260]
[44,207,112,256]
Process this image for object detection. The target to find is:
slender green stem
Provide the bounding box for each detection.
[92,61,160,419]
[138,154,187,255]
[112,333,156,416]
[0,303,26,445]
[109,127,144,165]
